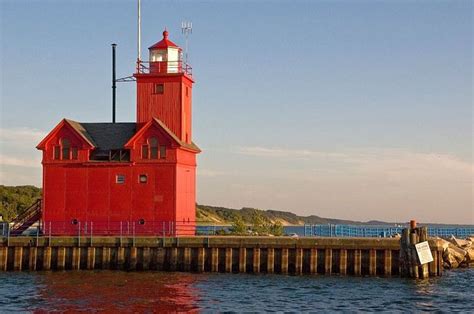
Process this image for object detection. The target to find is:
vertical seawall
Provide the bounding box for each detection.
[0,236,444,277]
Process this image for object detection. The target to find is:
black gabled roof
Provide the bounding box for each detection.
[81,123,136,150]
[65,119,199,153]
[67,120,136,151]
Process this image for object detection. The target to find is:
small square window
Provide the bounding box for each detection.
[116,174,125,184]
[154,84,164,94]
[139,174,148,183]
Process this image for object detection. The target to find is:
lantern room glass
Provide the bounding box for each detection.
[149,48,181,74]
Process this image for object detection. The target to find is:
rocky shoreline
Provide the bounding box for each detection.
[439,236,474,269]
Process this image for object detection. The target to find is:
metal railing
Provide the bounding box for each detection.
[136,60,192,76]
[38,220,199,237]
[304,224,474,238]
[1,220,225,239]
[0,223,8,237]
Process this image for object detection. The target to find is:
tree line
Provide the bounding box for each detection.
[0,185,42,222]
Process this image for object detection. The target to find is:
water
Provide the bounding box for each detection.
[0,269,472,312]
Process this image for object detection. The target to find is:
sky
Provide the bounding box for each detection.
[0,0,472,224]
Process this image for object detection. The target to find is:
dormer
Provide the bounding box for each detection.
[36,119,94,163]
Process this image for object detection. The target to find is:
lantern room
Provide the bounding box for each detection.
[148,29,182,74]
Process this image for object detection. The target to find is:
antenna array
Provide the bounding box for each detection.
[181,21,192,64]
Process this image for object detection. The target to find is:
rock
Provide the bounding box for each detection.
[442,244,467,269]
[465,247,474,262]
[448,236,472,248]
[450,244,467,262]
[439,238,450,250]
[444,255,459,269]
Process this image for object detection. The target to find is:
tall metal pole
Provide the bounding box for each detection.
[137,0,141,62]
[112,43,117,123]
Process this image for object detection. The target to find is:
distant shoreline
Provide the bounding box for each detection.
[1,185,472,226]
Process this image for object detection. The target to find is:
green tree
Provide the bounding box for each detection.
[251,210,268,235]
[230,216,247,235]
[0,185,42,222]
[270,221,284,236]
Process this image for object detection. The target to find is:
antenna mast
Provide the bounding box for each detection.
[137,0,142,62]
[181,21,192,65]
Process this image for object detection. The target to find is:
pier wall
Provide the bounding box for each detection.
[0,236,444,277]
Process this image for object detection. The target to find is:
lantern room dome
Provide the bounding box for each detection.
[148,29,181,50]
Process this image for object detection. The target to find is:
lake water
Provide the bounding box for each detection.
[0,269,472,312]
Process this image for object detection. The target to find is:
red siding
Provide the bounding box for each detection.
[42,151,195,236]
[135,74,193,143]
[175,164,196,235]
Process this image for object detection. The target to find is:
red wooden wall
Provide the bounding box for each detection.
[43,157,196,236]
[135,73,193,143]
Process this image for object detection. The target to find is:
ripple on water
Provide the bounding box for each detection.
[0,269,473,312]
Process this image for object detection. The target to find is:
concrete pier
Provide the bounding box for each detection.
[29,247,37,271]
[0,236,444,277]
[225,248,232,273]
[267,248,274,274]
[340,249,347,275]
[310,248,317,274]
[239,247,246,273]
[253,248,260,273]
[325,249,332,275]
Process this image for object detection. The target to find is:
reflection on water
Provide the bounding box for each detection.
[2,272,202,312]
[0,269,473,312]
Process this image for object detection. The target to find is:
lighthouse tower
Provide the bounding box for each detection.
[135,29,194,145]
[36,30,200,236]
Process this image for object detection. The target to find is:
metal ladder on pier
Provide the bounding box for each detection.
[9,199,42,236]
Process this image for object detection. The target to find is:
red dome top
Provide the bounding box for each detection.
[148,29,181,50]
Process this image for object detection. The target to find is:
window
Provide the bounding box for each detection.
[186,86,189,97]
[142,137,162,160]
[149,137,158,159]
[72,147,78,160]
[116,174,125,184]
[139,174,148,183]
[160,146,166,159]
[61,138,71,160]
[142,145,149,159]
[154,83,164,94]
[54,146,60,160]
[54,138,78,161]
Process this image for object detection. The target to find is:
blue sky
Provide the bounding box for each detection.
[1,0,472,223]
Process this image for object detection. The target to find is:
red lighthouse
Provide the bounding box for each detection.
[36,30,200,236]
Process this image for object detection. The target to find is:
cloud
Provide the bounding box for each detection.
[197,146,473,223]
[235,146,347,160]
[235,146,473,175]
[0,127,46,147]
[0,127,45,184]
[0,154,41,168]
[198,169,231,177]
